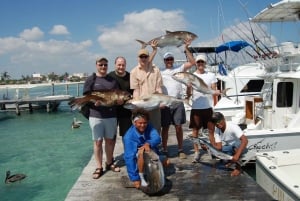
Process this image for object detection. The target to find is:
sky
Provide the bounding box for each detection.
[0,0,299,79]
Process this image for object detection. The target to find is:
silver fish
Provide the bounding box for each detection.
[123,93,184,111]
[68,89,132,110]
[142,150,165,195]
[197,137,233,161]
[172,72,230,97]
[136,30,197,48]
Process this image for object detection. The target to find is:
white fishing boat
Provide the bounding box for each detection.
[193,0,300,161]
[256,149,300,201]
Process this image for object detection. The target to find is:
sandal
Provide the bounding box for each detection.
[105,162,121,172]
[92,168,103,179]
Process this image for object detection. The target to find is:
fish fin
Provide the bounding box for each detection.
[136,39,147,49]
[165,30,172,34]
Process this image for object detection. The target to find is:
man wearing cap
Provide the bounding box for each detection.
[130,40,163,133]
[83,57,122,179]
[160,39,195,159]
[187,54,220,163]
[210,112,248,176]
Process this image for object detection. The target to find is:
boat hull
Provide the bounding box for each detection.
[256,149,300,201]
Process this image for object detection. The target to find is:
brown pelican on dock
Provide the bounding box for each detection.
[5,171,26,184]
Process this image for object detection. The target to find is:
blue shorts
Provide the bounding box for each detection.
[89,117,117,141]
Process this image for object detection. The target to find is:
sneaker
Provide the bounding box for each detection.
[178,150,187,159]
[192,152,200,163]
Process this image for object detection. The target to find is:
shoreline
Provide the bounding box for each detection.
[0,81,84,89]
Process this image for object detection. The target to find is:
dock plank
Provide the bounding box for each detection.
[65,123,274,201]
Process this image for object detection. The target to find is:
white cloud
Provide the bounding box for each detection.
[49,25,70,35]
[19,27,44,41]
[97,9,187,52]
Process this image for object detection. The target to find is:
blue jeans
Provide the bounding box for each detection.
[222,141,247,156]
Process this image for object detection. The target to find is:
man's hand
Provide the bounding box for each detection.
[150,39,158,50]
[133,180,141,189]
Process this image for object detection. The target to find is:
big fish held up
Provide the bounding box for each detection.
[136,30,197,49]
[68,89,132,110]
[141,150,165,195]
[123,93,185,111]
[172,72,230,96]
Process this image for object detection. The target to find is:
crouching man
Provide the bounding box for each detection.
[209,112,248,176]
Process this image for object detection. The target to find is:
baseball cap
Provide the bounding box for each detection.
[96,57,108,63]
[163,52,174,59]
[138,49,149,57]
[195,54,207,63]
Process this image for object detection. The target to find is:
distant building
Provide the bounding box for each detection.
[32,73,42,81]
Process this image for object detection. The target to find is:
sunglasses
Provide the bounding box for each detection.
[97,64,108,67]
[139,55,149,59]
[165,58,174,61]
[196,60,205,64]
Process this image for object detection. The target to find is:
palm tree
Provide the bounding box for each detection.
[1,71,10,81]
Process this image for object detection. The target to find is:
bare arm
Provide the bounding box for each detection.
[232,135,248,162]
[183,39,196,71]
[149,40,158,63]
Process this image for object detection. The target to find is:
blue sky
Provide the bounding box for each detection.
[0,0,299,78]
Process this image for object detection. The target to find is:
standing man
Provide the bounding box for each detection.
[187,54,220,163]
[109,56,133,139]
[130,40,163,133]
[160,39,195,159]
[83,57,121,179]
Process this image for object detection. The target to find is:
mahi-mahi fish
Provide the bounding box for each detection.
[68,89,132,110]
[136,30,197,48]
[172,72,230,96]
[123,93,186,111]
[141,150,165,195]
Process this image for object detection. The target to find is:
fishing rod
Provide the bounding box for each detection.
[235,22,271,59]
[227,25,259,59]
[239,20,274,58]
[238,0,272,59]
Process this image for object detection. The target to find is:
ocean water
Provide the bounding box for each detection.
[0,84,93,201]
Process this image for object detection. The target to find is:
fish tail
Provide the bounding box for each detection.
[136,39,148,49]
[221,88,232,100]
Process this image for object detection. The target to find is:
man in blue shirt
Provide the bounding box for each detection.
[123,108,161,189]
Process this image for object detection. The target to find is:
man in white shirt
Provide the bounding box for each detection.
[160,39,195,159]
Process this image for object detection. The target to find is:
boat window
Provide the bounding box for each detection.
[240,80,265,93]
[276,82,293,107]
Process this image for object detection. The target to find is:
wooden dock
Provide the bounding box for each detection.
[0,95,74,114]
[65,123,274,201]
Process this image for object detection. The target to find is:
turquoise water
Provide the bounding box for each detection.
[0,84,93,201]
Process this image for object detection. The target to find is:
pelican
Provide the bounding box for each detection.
[5,171,26,184]
[72,117,81,129]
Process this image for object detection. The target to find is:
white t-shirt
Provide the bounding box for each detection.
[191,71,217,109]
[160,64,185,98]
[214,122,244,146]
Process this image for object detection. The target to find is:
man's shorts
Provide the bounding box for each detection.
[161,102,186,127]
[89,117,117,140]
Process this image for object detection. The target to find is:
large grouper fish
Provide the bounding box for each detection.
[136,30,197,48]
[68,89,132,110]
[141,150,165,195]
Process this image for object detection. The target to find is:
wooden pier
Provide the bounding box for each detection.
[65,123,274,201]
[0,82,83,114]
